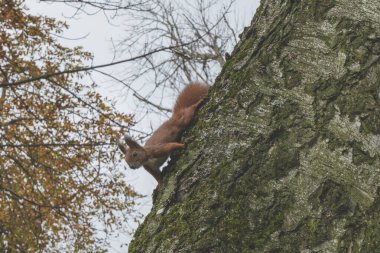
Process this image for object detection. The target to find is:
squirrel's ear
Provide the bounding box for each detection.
[124,134,143,149]
[117,140,127,153]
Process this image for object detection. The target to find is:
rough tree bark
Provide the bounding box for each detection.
[129,0,380,252]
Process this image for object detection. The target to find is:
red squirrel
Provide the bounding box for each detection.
[118,83,209,185]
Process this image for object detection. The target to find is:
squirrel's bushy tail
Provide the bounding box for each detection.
[173,82,209,114]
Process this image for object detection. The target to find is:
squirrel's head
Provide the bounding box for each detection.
[118,134,147,169]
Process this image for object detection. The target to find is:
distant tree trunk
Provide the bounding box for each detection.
[129,0,380,252]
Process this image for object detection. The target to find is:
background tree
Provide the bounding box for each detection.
[0,1,140,252]
[39,0,241,117]
[114,0,234,92]
[128,0,380,252]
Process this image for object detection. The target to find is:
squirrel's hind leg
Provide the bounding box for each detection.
[176,99,205,128]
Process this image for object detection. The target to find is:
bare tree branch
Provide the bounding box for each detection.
[94,69,172,112]
[133,92,172,113]
[0,42,202,89]
[28,0,242,116]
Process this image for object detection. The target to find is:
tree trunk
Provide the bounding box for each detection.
[129,0,380,252]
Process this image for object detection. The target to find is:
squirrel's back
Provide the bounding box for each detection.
[173,82,209,114]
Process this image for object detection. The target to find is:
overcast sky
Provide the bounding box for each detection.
[24,0,260,252]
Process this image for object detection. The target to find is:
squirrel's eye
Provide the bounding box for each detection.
[132,152,138,157]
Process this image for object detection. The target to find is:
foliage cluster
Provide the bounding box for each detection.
[0,1,138,252]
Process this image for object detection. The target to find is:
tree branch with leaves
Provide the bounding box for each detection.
[0,1,141,252]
